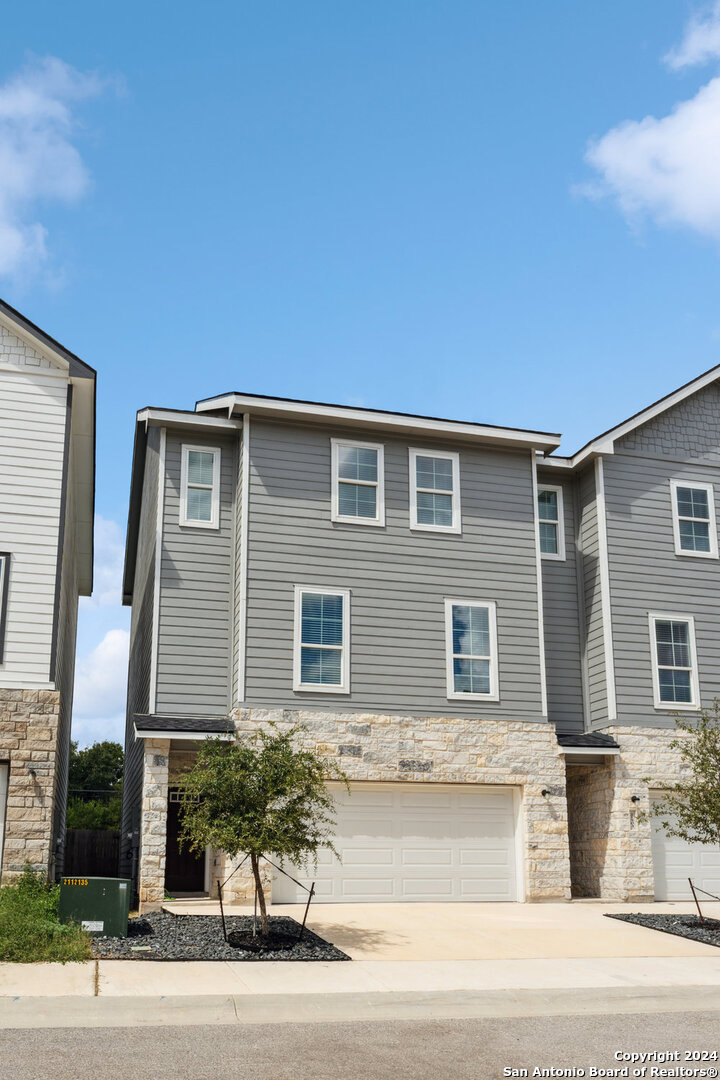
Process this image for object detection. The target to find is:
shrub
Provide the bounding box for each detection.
[0,867,91,963]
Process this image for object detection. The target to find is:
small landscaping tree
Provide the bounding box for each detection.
[177,726,348,935]
[651,703,720,854]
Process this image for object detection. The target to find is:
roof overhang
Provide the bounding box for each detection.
[137,407,242,435]
[133,714,234,740]
[195,392,562,453]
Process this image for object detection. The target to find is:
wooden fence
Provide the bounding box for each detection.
[64,829,120,878]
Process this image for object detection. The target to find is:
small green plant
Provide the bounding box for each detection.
[178,725,348,934]
[0,867,91,963]
[651,703,720,850]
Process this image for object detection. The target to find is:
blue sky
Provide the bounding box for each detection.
[3,1,720,743]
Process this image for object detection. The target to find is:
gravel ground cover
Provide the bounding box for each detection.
[606,911,720,948]
[91,912,351,961]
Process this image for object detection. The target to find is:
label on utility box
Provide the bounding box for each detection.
[81,921,104,932]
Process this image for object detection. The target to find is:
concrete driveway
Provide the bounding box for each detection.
[163,900,720,960]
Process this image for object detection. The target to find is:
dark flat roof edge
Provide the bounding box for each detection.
[557,732,620,749]
[194,390,562,441]
[0,297,96,379]
[133,714,234,734]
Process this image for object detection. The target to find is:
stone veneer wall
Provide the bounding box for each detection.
[0,688,61,883]
[228,708,573,903]
[565,725,690,901]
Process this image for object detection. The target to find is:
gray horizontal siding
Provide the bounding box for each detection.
[577,464,608,729]
[244,420,545,720]
[537,469,584,734]
[605,451,720,727]
[155,431,236,715]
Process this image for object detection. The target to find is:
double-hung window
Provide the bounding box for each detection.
[409,449,461,533]
[293,586,350,693]
[649,613,699,710]
[670,480,718,558]
[180,445,221,528]
[0,554,9,664]
[331,440,385,526]
[444,599,499,700]
[537,486,565,560]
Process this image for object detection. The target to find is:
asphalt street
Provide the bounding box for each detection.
[2,1010,719,1080]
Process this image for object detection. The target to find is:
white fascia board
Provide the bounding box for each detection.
[138,408,242,433]
[536,453,573,470]
[195,394,562,452]
[133,725,231,741]
[560,745,620,756]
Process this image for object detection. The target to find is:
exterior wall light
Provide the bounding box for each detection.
[631,795,641,803]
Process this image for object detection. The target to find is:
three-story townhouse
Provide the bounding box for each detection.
[0,299,95,882]
[121,375,720,910]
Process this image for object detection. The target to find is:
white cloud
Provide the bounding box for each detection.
[0,55,109,278]
[72,628,129,747]
[80,515,126,609]
[666,2,720,70]
[582,6,720,242]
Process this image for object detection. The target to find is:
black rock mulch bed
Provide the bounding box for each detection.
[606,911,720,948]
[91,912,351,962]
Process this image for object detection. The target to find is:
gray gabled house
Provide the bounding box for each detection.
[120,373,720,909]
[0,300,95,883]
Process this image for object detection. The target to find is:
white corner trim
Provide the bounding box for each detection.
[648,611,701,712]
[530,451,549,717]
[235,414,250,703]
[149,427,166,714]
[537,482,566,561]
[443,597,500,702]
[293,585,351,694]
[408,447,462,534]
[669,479,719,559]
[595,457,617,721]
[330,437,386,527]
[179,444,221,529]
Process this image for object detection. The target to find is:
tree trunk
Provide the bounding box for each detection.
[250,853,269,935]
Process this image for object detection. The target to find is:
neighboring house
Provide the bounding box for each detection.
[0,300,95,883]
[121,373,720,909]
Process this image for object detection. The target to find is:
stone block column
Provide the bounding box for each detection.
[138,739,170,910]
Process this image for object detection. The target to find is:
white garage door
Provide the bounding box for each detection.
[651,798,720,902]
[272,782,520,903]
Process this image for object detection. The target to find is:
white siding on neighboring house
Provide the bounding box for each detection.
[0,326,68,689]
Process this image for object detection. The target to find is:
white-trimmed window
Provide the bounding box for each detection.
[331,439,385,526]
[537,486,565,560]
[649,613,700,710]
[0,553,9,664]
[409,449,461,533]
[180,445,221,528]
[670,480,718,558]
[293,586,350,693]
[444,599,499,700]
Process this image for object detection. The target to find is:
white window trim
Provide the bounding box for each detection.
[293,585,351,694]
[670,479,718,559]
[648,612,701,712]
[409,448,462,534]
[444,598,499,701]
[330,438,385,527]
[537,484,565,561]
[180,444,221,529]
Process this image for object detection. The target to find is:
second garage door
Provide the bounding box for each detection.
[272,782,521,903]
[651,798,720,902]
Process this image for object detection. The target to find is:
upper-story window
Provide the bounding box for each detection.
[444,599,499,700]
[293,586,350,693]
[331,439,385,526]
[409,449,461,534]
[180,445,221,529]
[649,613,699,710]
[537,486,565,560]
[0,554,9,663]
[670,480,718,558]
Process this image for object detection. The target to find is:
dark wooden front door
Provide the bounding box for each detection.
[165,789,205,894]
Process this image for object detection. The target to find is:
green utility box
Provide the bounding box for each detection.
[59,877,131,938]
